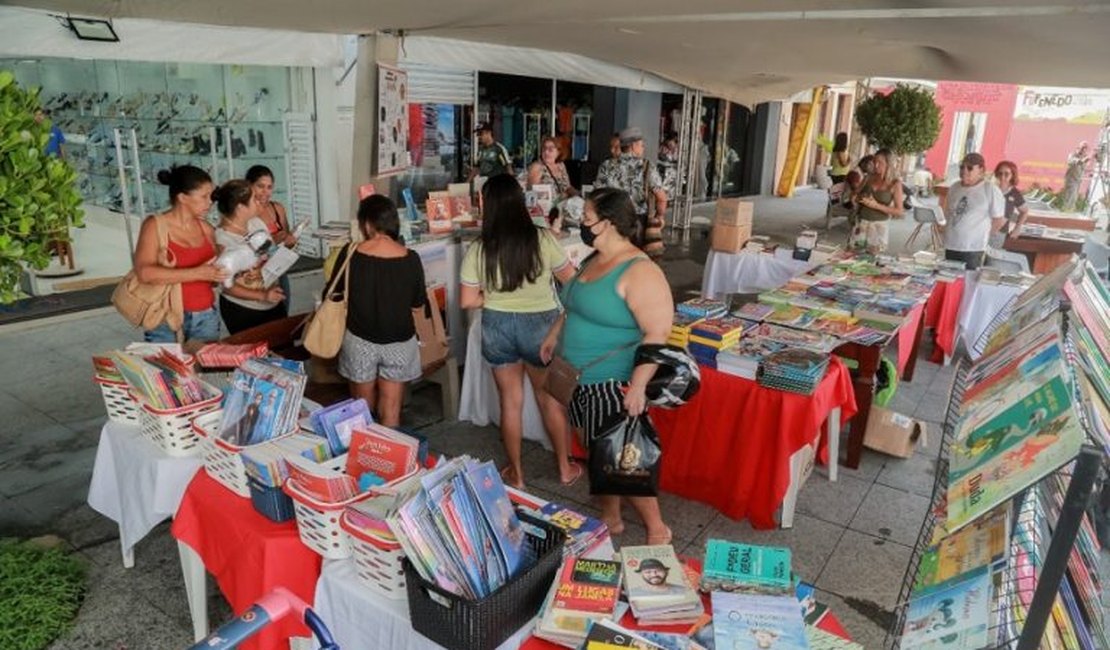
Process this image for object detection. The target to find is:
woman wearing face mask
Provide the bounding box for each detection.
[539,187,675,544]
[131,165,228,342]
[212,179,286,334]
[460,174,580,489]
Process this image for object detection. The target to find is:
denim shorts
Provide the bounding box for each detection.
[143,307,220,343]
[338,331,422,383]
[481,308,560,368]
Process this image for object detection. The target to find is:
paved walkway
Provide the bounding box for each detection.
[0,188,952,649]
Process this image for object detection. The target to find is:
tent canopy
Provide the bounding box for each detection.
[8,1,1110,104]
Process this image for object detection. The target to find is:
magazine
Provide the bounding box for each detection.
[344,424,419,484]
[710,592,809,650]
[462,460,528,578]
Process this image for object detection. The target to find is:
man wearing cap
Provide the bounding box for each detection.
[471,122,513,179]
[1062,141,1091,211]
[941,152,1005,270]
[595,126,668,258]
[631,558,688,596]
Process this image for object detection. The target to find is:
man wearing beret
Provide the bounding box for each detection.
[595,126,669,258]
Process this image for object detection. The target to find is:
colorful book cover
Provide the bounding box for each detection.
[711,592,809,650]
[701,540,792,592]
[583,620,666,649]
[553,557,622,614]
[344,425,417,483]
[914,505,1009,595]
[284,455,358,503]
[900,569,991,649]
[621,545,700,609]
[462,460,527,578]
[805,626,864,649]
[425,191,454,233]
[946,374,1084,532]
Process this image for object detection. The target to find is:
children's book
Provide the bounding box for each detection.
[344,424,419,484]
[900,569,991,649]
[710,592,810,650]
[914,505,1009,596]
[462,460,528,578]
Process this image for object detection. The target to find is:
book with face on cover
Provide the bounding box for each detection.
[620,545,701,612]
[425,191,454,233]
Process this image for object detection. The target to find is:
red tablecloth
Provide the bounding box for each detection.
[649,357,857,530]
[171,472,322,650]
[896,302,927,375]
[923,277,965,361]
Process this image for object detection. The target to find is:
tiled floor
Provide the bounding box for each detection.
[0,188,957,649]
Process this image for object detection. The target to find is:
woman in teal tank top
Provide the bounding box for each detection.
[540,188,675,545]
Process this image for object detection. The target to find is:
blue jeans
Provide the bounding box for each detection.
[481,308,560,367]
[144,307,221,343]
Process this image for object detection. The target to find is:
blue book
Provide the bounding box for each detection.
[463,460,527,579]
[900,569,991,649]
[711,592,809,650]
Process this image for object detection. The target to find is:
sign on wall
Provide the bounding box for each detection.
[375,63,410,177]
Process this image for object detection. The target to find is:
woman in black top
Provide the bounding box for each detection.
[334,195,426,426]
[992,160,1029,247]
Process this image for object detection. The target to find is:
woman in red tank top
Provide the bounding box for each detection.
[132,165,229,342]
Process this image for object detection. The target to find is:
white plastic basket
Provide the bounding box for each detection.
[284,456,371,560]
[95,376,140,425]
[340,510,407,599]
[192,410,299,498]
[133,382,221,457]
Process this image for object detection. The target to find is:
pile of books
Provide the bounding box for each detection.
[669,313,704,348]
[111,349,211,410]
[306,398,374,455]
[92,355,124,383]
[239,434,331,488]
[621,545,704,624]
[716,338,785,380]
[345,424,421,489]
[676,298,728,320]
[388,456,531,599]
[758,348,830,395]
[507,488,609,556]
[699,539,793,595]
[535,556,624,647]
[217,358,306,447]
[578,619,707,650]
[194,342,269,368]
[733,301,774,322]
[686,316,750,368]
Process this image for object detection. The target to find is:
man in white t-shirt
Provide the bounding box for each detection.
[942,153,1005,270]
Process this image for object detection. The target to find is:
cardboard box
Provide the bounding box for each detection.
[711,222,752,253]
[863,407,927,458]
[715,198,754,227]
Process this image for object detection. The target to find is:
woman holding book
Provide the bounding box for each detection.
[460,174,581,489]
[213,179,287,334]
[851,148,904,253]
[334,195,427,427]
[539,187,674,544]
[246,165,297,311]
[527,136,578,201]
[132,165,229,342]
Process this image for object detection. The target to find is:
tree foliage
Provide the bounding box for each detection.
[855,83,942,157]
[0,70,85,303]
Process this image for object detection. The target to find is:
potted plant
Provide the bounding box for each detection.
[0,69,85,303]
[855,83,942,175]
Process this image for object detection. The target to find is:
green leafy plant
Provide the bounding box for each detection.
[855,83,942,157]
[0,539,87,650]
[0,69,85,303]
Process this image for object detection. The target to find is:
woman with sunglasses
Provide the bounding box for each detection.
[991,161,1030,247]
[942,153,1006,270]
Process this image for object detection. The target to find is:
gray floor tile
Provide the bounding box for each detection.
[0,347,74,388]
[836,447,887,482]
[876,451,939,498]
[0,443,97,498]
[655,492,720,549]
[849,483,931,546]
[815,587,895,650]
[817,529,913,609]
[54,504,122,552]
[16,371,106,425]
[695,512,845,584]
[796,473,871,526]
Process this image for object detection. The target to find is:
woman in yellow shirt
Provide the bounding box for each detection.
[460,174,580,489]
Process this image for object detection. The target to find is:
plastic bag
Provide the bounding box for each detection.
[588,415,661,496]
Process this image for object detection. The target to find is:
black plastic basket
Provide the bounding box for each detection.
[248,478,296,523]
[403,513,566,650]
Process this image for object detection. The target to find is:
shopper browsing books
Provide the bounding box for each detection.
[851,148,904,254]
[527,136,578,202]
[212,180,286,334]
[131,165,229,342]
[942,152,1006,270]
[460,174,581,489]
[540,188,674,544]
[331,195,427,427]
[247,164,297,311]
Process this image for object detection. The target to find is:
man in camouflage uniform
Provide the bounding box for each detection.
[471,122,513,179]
[595,126,668,258]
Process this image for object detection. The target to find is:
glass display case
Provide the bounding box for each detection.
[1,57,310,216]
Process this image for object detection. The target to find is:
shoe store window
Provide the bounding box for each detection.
[1,57,311,216]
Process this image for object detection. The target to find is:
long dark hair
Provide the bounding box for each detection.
[481,174,541,292]
[357,195,401,241]
[587,187,640,242]
[833,132,848,153]
[245,165,274,184]
[157,165,211,205]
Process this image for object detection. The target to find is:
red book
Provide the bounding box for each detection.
[286,456,358,503]
[552,556,622,615]
[345,425,418,484]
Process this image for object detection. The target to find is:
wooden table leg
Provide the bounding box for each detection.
[846,345,881,469]
[903,305,925,382]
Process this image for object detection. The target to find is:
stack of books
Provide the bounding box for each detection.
[387,456,531,599]
[669,313,705,348]
[699,539,794,595]
[306,398,374,456]
[112,350,211,410]
[621,545,704,624]
[733,302,774,322]
[239,433,331,487]
[676,298,728,320]
[343,471,427,543]
[534,556,624,647]
[853,295,919,329]
[687,316,750,367]
[92,355,124,382]
[507,488,609,556]
[758,348,830,395]
[285,454,360,503]
[217,358,306,447]
[194,342,269,368]
[716,338,785,380]
[345,424,421,488]
[579,619,704,650]
[754,323,840,354]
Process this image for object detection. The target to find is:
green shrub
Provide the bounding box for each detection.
[0,540,87,650]
[855,84,942,157]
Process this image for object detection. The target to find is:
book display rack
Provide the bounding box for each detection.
[887,261,1109,650]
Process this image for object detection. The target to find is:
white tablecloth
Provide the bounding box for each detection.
[458,311,550,449]
[700,248,815,299]
[956,274,1025,360]
[313,539,616,650]
[87,421,203,556]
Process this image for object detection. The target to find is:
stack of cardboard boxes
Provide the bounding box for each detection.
[711,198,754,253]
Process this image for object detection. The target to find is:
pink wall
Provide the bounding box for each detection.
[1006,120,1100,191]
[924,82,1018,179]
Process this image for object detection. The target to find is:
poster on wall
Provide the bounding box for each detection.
[376,64,410,177]
[1009,86,1110,191]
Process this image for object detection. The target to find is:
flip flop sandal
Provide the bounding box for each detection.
[560,462,584,487]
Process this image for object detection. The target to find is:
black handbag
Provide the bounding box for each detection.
[588,414,662,496]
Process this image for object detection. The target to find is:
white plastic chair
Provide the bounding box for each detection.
[905,205,944,251]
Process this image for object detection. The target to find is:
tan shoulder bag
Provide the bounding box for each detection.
[112,215,184,333]
[303,245,354,359]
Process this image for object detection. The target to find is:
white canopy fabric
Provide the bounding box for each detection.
[7,1,1110,104]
